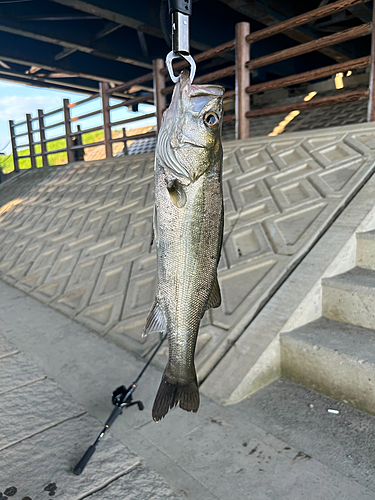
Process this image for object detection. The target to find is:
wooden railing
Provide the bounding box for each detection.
[236,0,375,138]
[9,106,68,172]
[8,80,158,173]
[7,0,375,177]
[7,41,236,174]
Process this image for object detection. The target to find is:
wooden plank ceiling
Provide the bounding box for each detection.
[0,0,371,96]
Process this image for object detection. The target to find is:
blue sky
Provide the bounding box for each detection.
[0,80,156,155]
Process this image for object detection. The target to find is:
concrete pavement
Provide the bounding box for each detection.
[2,278,375,499]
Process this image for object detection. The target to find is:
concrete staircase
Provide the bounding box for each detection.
[281,230,375,415]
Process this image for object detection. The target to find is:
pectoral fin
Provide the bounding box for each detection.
[167,179,187,208]
[205,276,221,310]
[143,298,166,337]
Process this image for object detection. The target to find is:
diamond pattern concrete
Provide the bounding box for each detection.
[1,123,375,378]
[287,97,368,133]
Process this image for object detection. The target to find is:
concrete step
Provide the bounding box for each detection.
[322,267,375,330]
[357,230,375,271]
[281,317,375,414]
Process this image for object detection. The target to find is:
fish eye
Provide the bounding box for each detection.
[203,112,219,128]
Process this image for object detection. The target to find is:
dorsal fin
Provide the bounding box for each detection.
[143,298,166,337]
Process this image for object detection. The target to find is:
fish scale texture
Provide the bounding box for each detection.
[155,174,222,378]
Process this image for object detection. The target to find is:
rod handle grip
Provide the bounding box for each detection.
[73,445,96,475]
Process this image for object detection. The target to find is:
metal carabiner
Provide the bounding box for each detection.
[166,50,196,84]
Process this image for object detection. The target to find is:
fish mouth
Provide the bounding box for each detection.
[180,69,224,98]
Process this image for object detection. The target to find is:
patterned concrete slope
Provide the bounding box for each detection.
[287,95,367,133]
[0,122,375,382]
[84,126,156,161]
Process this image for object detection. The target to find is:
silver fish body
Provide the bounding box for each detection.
[144,70,224,421]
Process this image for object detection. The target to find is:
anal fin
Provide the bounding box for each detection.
[149,205,158,252]
[143,298,166,337]
[205,275,221,310]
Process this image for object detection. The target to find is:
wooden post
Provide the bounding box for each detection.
[26,114,37,168]
[368,1,375,121]
[63,98,75,163]
[235,22,251,140]
[37,109,48,167]
[122,127,128,155]
[73,124,85,161]
[153,58,166,132]
[100,82,112,158]
[9,120,19,172]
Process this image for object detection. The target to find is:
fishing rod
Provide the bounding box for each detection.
[73,333,167,475]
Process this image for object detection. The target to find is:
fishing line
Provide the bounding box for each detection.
[0,141,17,172]
[0,156,11,167]
[0,159,10,168]
[0,140,10,153]
[0,153,13,169]
[223,207,243,247]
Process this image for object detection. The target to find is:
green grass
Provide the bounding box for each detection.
[1,129,107,175]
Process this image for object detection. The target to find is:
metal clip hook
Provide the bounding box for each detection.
[165,51,196,84]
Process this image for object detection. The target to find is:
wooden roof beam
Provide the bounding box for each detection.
[54,20,121,61]
[93,21,121,40]
[0,31,143,85]
[0,12,153,69]
[0,68,98,93]
[54,47,76,61]
[348,4,373,23]
[218,0,352,63]
[47,0,213,52]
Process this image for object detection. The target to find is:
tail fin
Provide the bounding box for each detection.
[152,369,200,422]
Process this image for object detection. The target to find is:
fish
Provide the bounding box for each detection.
[143,69,225,422]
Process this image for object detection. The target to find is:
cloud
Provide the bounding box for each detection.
[0,94,62,123]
